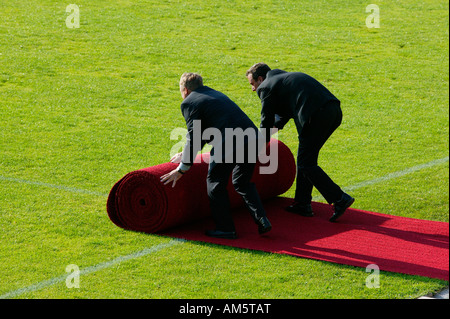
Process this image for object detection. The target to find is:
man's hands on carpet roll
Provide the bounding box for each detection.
[160,152,189,187]
[170,152,182,163]
[160,169,184,188]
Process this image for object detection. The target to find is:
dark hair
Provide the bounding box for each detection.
[246,63,271,80]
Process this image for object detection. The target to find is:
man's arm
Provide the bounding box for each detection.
[178,108,206,172]
[274,114,290,130]
[160,103,201,187]
[258,87,278,144]
[160,101,204,187]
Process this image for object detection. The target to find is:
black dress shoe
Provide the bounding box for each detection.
[329,193,355,222]
[285,202,314,217]
[205,229,237,239]
[256,216,272,234]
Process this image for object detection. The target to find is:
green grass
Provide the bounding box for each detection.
[0,0,448,299]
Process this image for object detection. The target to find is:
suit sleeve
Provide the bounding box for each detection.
[274,114,290,130]
[179,101,206,170]
[258,87,277,143]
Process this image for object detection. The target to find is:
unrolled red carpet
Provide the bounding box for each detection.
[107,139,449,281]
[163,198,449,281]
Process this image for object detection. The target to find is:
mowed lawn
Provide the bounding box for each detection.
[0,0,448,299]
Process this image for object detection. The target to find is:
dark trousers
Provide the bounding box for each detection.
[206,161,267,232]
[294,101,344,205]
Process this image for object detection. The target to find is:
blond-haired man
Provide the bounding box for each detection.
[161,73,271,238]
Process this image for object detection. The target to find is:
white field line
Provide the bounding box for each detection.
[312,156,449,201]
[0,175,108,197]
[0,239,185,299]
[0,156,447,299]
[1,156,448,198]
[342,156,449,193]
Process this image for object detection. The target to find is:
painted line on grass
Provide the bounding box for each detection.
[313,156,449,200]
[0,239,185,299]
[1,156,448,198]
[0,175,108,197]
[342,156,449,192]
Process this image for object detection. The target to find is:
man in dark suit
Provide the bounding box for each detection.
[246,63,354,222]
[161,72,271,238]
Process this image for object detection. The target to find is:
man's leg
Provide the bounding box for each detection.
[206,162,236,232]
[232,162,271,234]
[296,102,344,205]
[294,161,315,205]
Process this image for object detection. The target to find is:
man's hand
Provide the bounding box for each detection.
[160,169,184,188]
[170,152,183,164]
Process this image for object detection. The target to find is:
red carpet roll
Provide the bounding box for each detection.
[107,139,296,233]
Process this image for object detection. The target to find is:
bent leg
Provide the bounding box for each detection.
[207,162,235,232]
[231,162,267,222]
[295,102,344,204]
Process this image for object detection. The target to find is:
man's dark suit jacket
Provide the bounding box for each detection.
[180,85,259,167]
[256,69,339,141]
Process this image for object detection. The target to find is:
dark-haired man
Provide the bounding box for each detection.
[246,63,354,222]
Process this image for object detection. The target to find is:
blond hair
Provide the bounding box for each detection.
[179,73,203,91]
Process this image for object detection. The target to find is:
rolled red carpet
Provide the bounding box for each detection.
[107,139,296,233]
